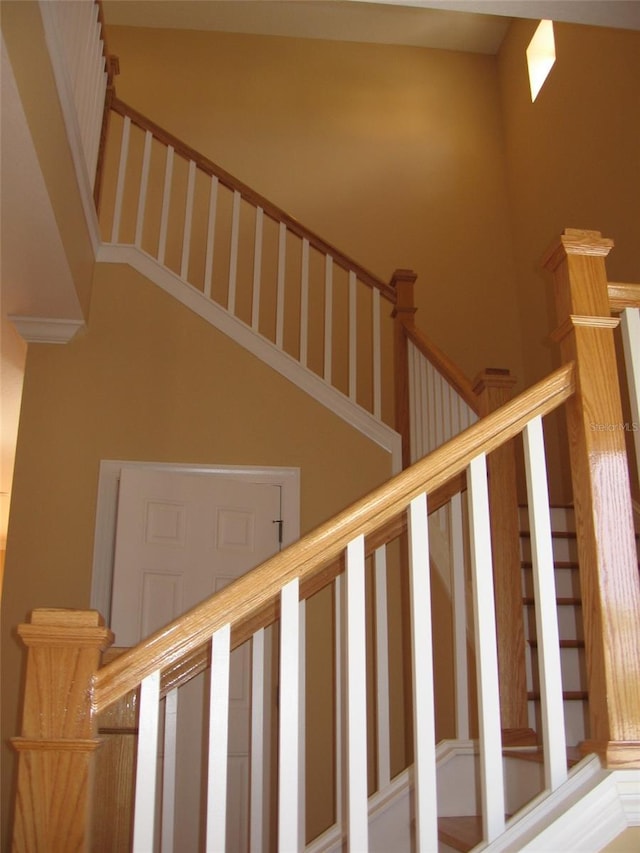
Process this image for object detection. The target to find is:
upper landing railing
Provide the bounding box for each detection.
[97,98,502,472]
[38,0,112,194]
[99,97,398,429]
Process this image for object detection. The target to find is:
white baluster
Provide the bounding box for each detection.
[251,629,265,853]
[349,272,357,401]
[111,115,131,244]
[468,453,505,843]
[334,574,344,830]
[345,535,368,851]
[324,257,333,383]
[133,670,161,853]
[157,145,174,265]
[372,288,382,420]
[408,494,438,851]
[523,416,568,791]
[427,362,437,455]
[442,378,453,444]
[300,239,310,366]
[180,160,196,282]
[418,346,428,460]
[374,545,391,789]
[276,223,287,349]
[408,343,418,464]
[251,207,264,330]
[228,190,241,313]
[298,599,307,849]
[161,688,178,853]
[451,492,470,740]
[278,579,300,853]
[206,624,231,853]
[620,307,640,483]
[135,130,152,249]
[203,175,219,299]
[86,57,106,185]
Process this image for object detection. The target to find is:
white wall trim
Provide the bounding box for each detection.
[97,244,402,473]
[90,460,300,622]
[9,315,85,344]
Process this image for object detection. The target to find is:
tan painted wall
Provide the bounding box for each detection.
[0,262,393,844]
[498,21,640,502]
[106,25,523,387]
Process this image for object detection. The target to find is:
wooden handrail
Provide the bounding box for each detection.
[117,481,464,702]
[403,323,480,414]
[608,281,640,311]
[110,97,396,302]
[93,362,574,712]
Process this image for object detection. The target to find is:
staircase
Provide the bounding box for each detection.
[521,506,589,749]
[8,5,640,852]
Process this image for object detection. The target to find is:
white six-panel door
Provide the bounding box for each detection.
[110,467,283,852]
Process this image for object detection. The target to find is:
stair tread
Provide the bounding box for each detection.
[522,596,581,606]
[521,560,579,569]
[520,530,577,539]
[528,638,584,648]
[438,815,483,852]
[528,689,587,700]
[502,746,582,766]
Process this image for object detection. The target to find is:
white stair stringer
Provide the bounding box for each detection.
[97,243,402,472]
[475,756,640,853]
[306,744,639,853]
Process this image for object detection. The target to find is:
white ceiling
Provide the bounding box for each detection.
[102,0,640,54]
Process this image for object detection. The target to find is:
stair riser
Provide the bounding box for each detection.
[523,606,584,641]
[526,646,586,693]
[527,697,588,746]
[522,566,580,599]
[520,536,579,564]
[519,506,575,532]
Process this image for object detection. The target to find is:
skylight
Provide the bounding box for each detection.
[526,20,556,102]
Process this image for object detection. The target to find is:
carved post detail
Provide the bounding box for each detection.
[544,228,640,768]
[473,368,534,745]
[11,609,114,852]
[391,269,418,470]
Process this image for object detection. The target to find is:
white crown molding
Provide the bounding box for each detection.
[97,243,402,472]
[9,315,85,344]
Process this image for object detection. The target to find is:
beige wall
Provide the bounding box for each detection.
[498,21,640,502]
[0,262,393,844]
[107,25,523,387]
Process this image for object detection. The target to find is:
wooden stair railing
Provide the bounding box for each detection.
[13,361,578,851]
[392,270,531,746]
[99,97,399,431]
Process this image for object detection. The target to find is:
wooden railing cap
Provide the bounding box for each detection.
[543,228,614,272]
[472,367,517,395]
[28,608,107,627]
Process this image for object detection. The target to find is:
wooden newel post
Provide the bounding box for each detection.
[11,609,114,851]
[473,369,534,745]
[391,269,418,470]
[544,228,640,768]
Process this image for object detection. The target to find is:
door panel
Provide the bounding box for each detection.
[110,467,282,852]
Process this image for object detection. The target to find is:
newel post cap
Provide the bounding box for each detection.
[542,228,614,273]
[390,269,418,318]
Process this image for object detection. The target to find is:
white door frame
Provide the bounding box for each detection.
[91,460,300,621]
